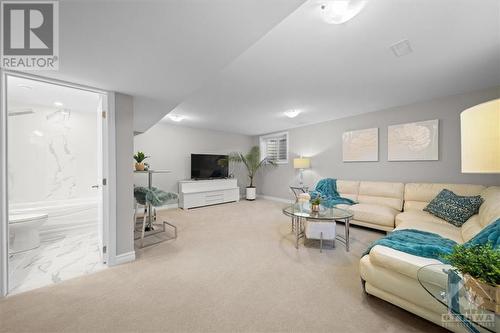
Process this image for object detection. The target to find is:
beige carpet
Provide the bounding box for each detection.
[0,199,447,333]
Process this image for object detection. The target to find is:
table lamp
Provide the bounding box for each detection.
[461,99,500,173]
[293,157,311,186]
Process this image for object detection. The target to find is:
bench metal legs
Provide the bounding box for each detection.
[134,203,177,248]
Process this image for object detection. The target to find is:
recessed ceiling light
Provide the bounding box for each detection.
[17,84,33,90]
[32,130,44,137]
[390,39,413,57]
[320,0,368,25]
[169,114,185,122]
[54,101,63,107]
[284,110,301,118]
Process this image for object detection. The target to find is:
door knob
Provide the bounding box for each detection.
[91,185,99,189]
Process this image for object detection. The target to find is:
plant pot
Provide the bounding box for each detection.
[135,162,145,171]
[311,204,320,212]
[464,274,500,313]
[246,187,256,201]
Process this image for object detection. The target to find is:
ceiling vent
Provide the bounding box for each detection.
[390,39,413,57]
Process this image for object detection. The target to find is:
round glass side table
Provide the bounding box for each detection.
[417,264,498,333]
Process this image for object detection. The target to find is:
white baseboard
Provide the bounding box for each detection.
[258,195,292,204]
[110,251,136,266]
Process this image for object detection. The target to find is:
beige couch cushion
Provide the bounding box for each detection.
[404,183,485,212]
[337,180,360,202]
[461,216,483,242]
[395,213,463,243]
[478,186,500,227]
[368,245,442,280]
[349,203,399,227]
[358,181,405,211]
[395,210,449,227]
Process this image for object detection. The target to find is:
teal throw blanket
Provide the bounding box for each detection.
[363,219,500,261]
[309,178,355,208]
[362,229,457,261]
[464,218,500,248]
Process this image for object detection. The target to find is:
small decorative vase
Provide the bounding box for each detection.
[311,204,320,212]
[135,162,145,171]
[464,274,499,313]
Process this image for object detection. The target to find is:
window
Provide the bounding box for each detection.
[259,132,289,164]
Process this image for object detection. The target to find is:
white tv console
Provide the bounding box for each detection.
[178,179,240,209]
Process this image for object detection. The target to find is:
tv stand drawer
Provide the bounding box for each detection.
[179,181,240,209]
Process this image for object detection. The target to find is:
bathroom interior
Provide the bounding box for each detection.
[5,75,107,294]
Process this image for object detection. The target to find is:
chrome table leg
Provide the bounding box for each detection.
[345,217,350,252]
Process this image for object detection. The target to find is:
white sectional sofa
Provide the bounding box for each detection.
[352,182,500,332]
[336,180,405,232]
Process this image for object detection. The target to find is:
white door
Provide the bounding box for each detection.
[96,94,108,263]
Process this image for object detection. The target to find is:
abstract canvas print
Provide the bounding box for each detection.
[342,128,379,162]
[388,119,439,161]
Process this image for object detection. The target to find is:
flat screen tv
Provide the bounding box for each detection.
[191,154,228,180]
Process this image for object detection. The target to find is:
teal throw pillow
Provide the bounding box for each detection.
[423,189,483,227]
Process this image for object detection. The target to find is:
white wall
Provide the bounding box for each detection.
[256,86,500,200]
[134,123,254,196]
[114,93,135,257]
[7,107,98,203]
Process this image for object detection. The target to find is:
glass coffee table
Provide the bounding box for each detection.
[417,264,498,333]
[282,203,353,251]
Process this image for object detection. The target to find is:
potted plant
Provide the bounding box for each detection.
[310,197,321,212]
[133,151,149,171]
[229,146,276,200]
[443,243,500,313]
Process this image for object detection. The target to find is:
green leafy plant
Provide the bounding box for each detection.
[133,151,149,163]
[229,146,276,187]
[443,243,500,285]
[311,197,321,206]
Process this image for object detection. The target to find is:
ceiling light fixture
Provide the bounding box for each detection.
[54,101,63,107]
[284,110,301,118]
[320,0,368,25]
[169,114,185,122]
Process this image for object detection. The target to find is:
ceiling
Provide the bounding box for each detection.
[29,0,500,135]
[165,0,500,135]
[36,0,306,132]
[7,76,100,113]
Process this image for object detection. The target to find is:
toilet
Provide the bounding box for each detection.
[9,213,48,254]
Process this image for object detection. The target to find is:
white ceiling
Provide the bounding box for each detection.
[7,76,100,113]
[36,0,305,132]
[166,0,500,135]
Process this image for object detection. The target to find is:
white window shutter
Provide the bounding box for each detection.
[260,132,288,164]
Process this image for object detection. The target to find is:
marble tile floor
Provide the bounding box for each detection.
[8,228,106,295]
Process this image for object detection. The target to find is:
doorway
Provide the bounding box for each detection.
[0,72,112,295]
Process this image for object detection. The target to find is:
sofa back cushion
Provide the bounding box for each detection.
[404,183,485,212]
[478,186,500,228]
[462,186,500,241]
[461,215,483,242]
[337,180,360,202]
[357,181,405,211]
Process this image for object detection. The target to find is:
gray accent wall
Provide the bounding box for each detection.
[115,93,135,257]
[134,123,254,197]
[256,86,500,200]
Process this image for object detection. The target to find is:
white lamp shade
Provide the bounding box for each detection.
[461,99,500,173]
[293,158,311,169]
